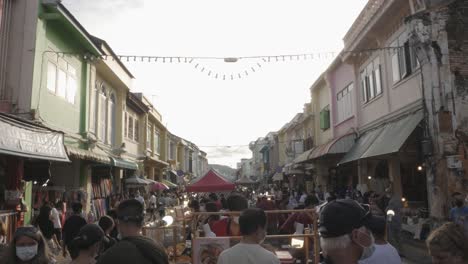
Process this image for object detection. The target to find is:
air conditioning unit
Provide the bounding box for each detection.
[446,155,462,169]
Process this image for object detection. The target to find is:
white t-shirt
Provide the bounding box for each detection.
[50,208,61,229]
[149,195,157,208]
[359,243,401,264]
[217,243,280,264]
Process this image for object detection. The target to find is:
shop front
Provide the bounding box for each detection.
[143,156,169,182]
[293,133,356,194]
[0,113,69,233]
[339,110,429,239]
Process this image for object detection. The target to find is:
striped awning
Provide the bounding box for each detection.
[66,146,111,164]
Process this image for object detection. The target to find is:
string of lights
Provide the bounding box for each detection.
[41,46,404,81]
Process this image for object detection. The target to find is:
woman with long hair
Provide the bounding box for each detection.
[2,226,53,264]
[34,204,60,256]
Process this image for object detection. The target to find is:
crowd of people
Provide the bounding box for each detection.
[0,185,466,264]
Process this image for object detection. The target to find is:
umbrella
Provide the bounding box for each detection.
[125,176,151,186]
[151,182,169,191]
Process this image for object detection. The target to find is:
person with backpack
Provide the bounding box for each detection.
[96,199,169,264]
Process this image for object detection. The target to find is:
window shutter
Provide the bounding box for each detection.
[134,119,139,142]
[375,65,382,95]
[360,71,367,102]
[124,112,127,138]
[392,52,400,83]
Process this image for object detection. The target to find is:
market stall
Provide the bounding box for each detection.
[186,169,235,193]
[188,209,319,264]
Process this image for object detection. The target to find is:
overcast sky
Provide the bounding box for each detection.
[62,0,367,168]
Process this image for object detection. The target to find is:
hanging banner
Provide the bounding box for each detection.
[0,114,70,162]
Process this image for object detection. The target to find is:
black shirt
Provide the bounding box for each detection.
[63,214,87,247]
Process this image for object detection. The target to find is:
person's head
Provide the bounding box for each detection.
[209,193,218,201]
[205,202,218,213]
[69,224,105,260]
[98,215,115,235]
[38,204,52,219]
[304,195,320,208]
[116,199,144,237]
[226,193,248,212]
[107,209,117,220]
[454,198,464,208]
[365,216,386,241]
[319,199,376,263]
[189,199,200,212]
[5,226,49,264]
[426,223,468,264]
[72,202,83,214]
[239,208,267,244]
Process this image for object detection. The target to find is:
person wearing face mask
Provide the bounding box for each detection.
[217,208,280,264]
[69,224,105,264]
[319,199,378,264]
[3,226,53,264]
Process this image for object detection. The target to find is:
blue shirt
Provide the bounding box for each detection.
[450,206,468,224]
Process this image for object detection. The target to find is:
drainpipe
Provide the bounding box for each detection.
[0,0,12,100]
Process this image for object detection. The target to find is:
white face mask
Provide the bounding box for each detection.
[233,216,239,224]
[16,244,38,261]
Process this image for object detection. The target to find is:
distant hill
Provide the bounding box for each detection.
[209,164,237,180]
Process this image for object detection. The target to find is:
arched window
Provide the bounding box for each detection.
[109,94,116,146]
[98,84,107,142]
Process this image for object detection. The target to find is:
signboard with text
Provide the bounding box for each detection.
[0,117,69,162]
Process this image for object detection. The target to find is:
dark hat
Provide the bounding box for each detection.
[75,224,105,246]
[319,199,373,238]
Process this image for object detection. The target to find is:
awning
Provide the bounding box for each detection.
[66,146,111,164]
[272,172,284,181]
[235,176,256,185]
[111,157,138,170]
[144,156,169,167]
[293,149,314,164]
[168,170,178,178]
[293,134,356,164]
[309,133,356,160]
[0,113,70,162]
[125,176,150,186]
[339,111,423,164]
[162,179,178,188]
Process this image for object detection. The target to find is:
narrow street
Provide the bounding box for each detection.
[1,0,467,263]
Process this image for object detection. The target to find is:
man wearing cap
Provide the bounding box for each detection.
[319,199,377,264]
[96,199,169,264]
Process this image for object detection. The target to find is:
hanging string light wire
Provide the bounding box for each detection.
[38,46,403,80]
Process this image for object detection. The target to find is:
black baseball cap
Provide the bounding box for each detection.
[75,224,106,246]
[318,199,373,238]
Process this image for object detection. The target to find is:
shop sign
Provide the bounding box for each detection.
[0,118,69,162]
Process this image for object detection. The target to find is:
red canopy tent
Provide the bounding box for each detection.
[186,169,235,192]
